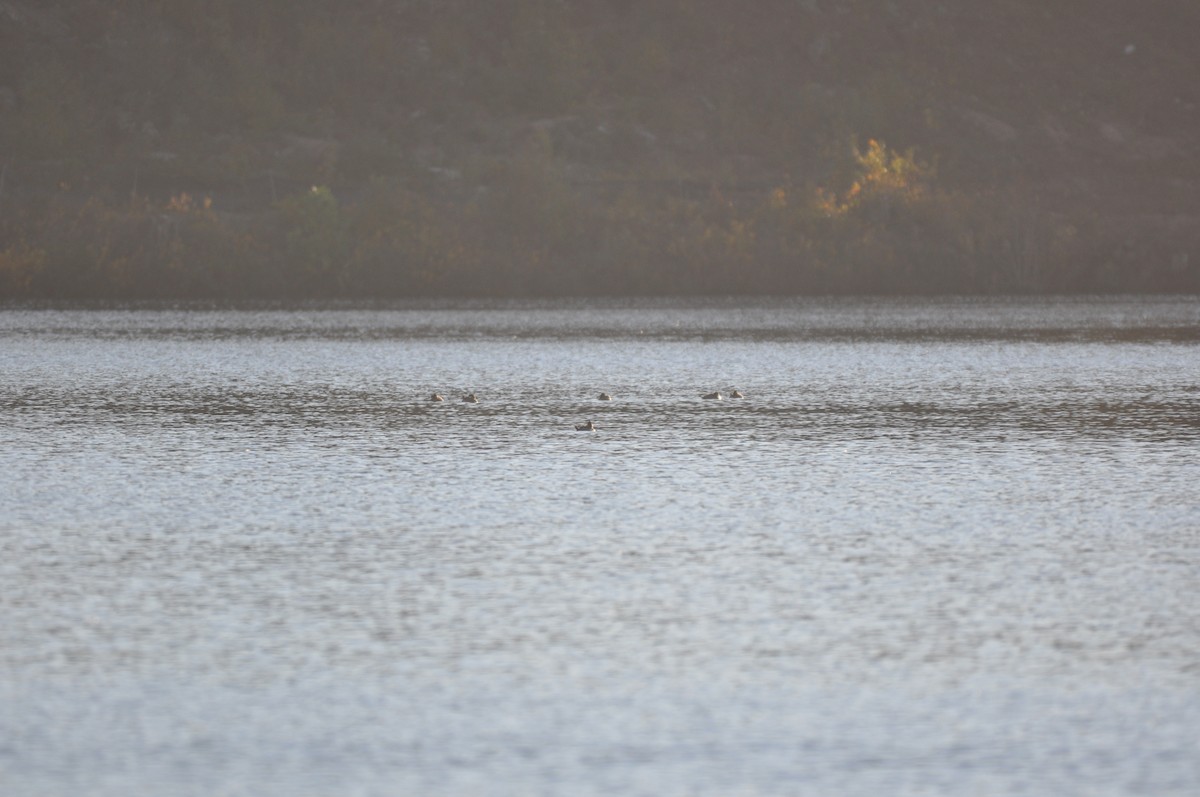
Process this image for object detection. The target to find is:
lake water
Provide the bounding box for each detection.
[1,296,1198,796]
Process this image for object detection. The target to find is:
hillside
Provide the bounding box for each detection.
[1,0,1198,297]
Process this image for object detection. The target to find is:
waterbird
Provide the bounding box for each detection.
[575,421,597,431]
[702,391,723,400]
[462,393,478,403]
[430,393,444,402]
[730,389,744,398]
[598,392,612,401]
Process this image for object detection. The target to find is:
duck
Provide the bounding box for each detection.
[729,389,744,398]
[462,393,478,403]
[575,421,597,431]
[430,393,444,402]
[702,391,722,400]
[598,392,612,401]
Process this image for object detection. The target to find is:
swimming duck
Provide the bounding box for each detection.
[730,389,744,398]
[430,393,444,402]
[575,421,597,431]
[462,393,478,403]
[702,391,722,400]
[598,392,612,401]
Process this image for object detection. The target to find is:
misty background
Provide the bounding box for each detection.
[1,0,1197,298]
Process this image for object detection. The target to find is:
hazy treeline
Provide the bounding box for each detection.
[1,0,1197,297]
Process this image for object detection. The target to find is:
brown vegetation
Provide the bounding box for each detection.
[1,0,1197,297]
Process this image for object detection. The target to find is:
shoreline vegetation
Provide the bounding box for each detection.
[2,1,1198,299]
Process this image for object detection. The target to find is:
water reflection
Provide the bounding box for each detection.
[2,295,1198,342]
[5,383,1198,444]
[1,298,1198,797]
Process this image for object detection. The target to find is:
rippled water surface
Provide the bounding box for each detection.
[2,297,1198,796]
